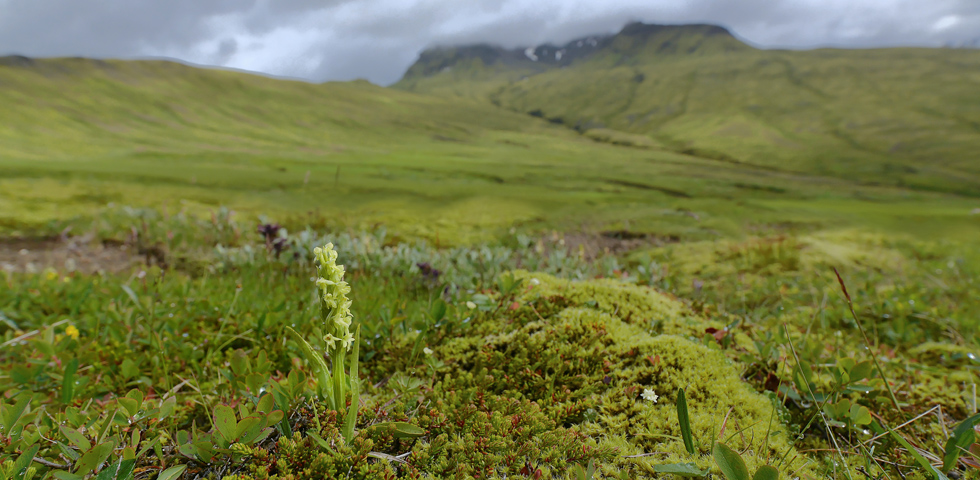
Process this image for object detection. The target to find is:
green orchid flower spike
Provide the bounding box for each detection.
[313,243,355,351]
[287,243,361,443]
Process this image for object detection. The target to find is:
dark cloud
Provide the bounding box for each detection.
[212,38,238,64]
[1,0,978,85]
[0,0,249,56]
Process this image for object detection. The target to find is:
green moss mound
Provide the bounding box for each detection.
[225,272,810,479]
[492,272,809,476]
[510,271,717,337]
[631,231,909,282]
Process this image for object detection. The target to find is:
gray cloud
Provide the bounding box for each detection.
[1,0,978,85]
[0,0,248,56]
[212,38,238,64]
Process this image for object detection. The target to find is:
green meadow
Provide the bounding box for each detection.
[3,57,978,243]
[400,25,980,198]
[1,23,979,480]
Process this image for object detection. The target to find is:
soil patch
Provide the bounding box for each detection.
[0,236,142,274]
[547,230,679,260]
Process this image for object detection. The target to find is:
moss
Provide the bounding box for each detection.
[430,272,812,478]
[220,271,814,479]
[631,230,910,284]
[410,393,618,478]
[908,341,979,365]
[572,307,804,476]
[798,230,907,272]
[510,270,724,339]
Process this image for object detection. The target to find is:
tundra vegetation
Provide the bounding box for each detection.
[1,22,980,480]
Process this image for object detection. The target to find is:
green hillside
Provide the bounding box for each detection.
[396,23,980,196]
[1,55,977,244]
[2,31,980,480]
[0,56,616,240]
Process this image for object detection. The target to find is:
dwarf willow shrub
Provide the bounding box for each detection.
[211,226,627,294]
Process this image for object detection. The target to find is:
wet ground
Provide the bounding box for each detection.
[547,230,678,261]
[0,236,140,274]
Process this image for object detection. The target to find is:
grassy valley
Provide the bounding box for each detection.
[398,23,980,197]
[1,22,979,480]
[2,56,978,244]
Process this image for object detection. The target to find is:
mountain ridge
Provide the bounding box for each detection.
[393,22,980,197]
[395,22,748,92]
[1,50,977,241]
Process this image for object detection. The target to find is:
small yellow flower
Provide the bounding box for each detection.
[44,269,58,281]
[65,325,80,340]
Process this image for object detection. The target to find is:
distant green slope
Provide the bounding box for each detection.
[0,56,541,158]
[1,55,977,242]
[0,56,597,239]
[396,23,980,196]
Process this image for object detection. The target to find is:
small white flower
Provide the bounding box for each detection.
[642,389,659,403]
[466,301,477,309]
[529,278,540,286]
[423,347,434,355]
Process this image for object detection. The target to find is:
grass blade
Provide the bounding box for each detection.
[887,425,949,480]
[62,358,79,404]
[285,326,333,407]
[307,430,334,452]
[677,387,695,455]
[832,268,904,418]
[372,421,426,439]
[120,285,143,313]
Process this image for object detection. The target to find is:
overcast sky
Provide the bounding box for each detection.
[1,0,978,85]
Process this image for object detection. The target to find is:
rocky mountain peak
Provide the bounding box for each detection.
[398,22,747,84]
